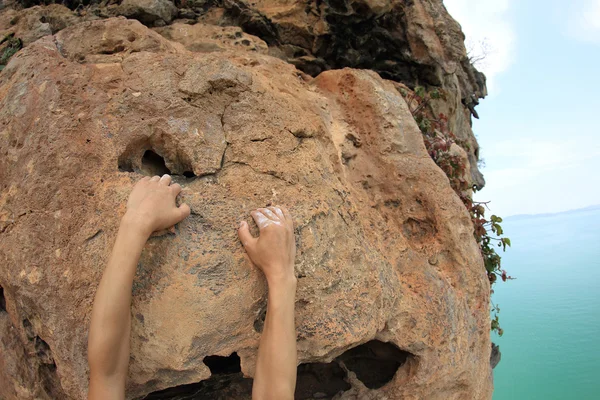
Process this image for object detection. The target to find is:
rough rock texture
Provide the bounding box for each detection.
[195,0,487,188]
[0,16,492,400]
[154,23,269,54]
[118,0,179,26]
[1,0,488,188]
[0,4,80,46]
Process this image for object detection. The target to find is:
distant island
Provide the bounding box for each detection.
[506,204,600,220]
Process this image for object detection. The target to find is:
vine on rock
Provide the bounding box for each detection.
[399,85,512,336]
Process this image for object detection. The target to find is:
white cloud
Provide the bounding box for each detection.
[475,137,600,216]
[483,137,600,171]
[443,0,516,93]
[567,0,600,44]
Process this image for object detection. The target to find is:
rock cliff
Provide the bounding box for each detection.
[0,1,493,399]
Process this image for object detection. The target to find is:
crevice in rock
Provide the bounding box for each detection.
[34,336,54,364]
[98,44,126,55]
[249,137,271,142]
[0,285,6,312]
[23,318,35,340]
[84,229,103,242]
[253,303,267,333]
[219,142,229,170]
[229,160,297,185]
[20,317,66,398]
[52,36,67,59]
[141,340,414,399]
[35,337,65,400]
[40,361,64,399]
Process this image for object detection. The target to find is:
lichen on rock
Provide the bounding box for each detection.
[0,2,494,399]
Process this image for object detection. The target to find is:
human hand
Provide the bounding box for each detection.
[238,206,296,286]
[122,175,191,237]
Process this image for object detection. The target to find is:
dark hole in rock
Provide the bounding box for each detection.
[142,352,252,400]
[120,149,197,178]
[327,0,350,13]
[142,150,171,176]
[203,352,241,375]
[99,44,126,55]
[0,285,5,312]
[141,373,253,400]
[295,360,351,400]
[336,340,410,389]
[141,341,413,399]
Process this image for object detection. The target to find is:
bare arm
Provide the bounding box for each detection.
[238,206,297,400]
[87,174,190,400]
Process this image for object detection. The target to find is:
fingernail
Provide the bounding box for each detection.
[239,221,244,228]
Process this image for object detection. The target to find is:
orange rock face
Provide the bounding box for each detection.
[0,14,491,400]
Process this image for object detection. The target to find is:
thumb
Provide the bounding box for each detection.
[238,221,257,252]
[173,203,191,223]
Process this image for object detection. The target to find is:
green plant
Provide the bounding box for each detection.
[401,85,512,336]
[0,34,22,70]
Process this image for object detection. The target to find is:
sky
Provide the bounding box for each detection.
[443,0,600,217]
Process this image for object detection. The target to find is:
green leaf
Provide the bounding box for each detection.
[415,85,426,98]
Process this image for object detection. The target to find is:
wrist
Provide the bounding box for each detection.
[266,269,297,290]
[120,212,153,240]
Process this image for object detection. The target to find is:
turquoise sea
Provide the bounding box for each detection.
[492,207,600,399]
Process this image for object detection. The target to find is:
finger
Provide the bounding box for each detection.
[281,206,292,221]
[174,203,191,223]
[260,207,278,221]
[251,210,271,230]
[238,220,257,250]
[150,175,160,182]
[280,206,294,229]
[135,176,150,188]
[159,174,172,186]
[272,206,285,219]
[170,183,182,196]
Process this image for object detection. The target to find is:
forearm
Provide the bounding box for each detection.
[88,218,148,379]
[253,275,297,400]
